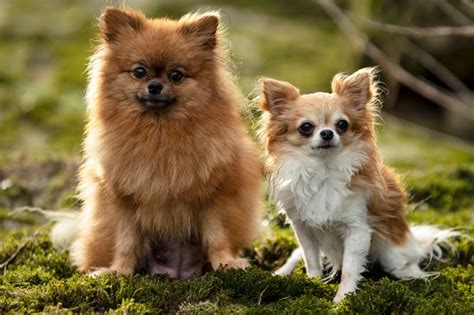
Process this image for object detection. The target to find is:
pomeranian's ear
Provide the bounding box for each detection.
[99,7,145,42]
[179,13,220,50]
[331,68,377,110]
[260,78,300,116]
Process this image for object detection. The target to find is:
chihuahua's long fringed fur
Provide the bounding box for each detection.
[55,7,262,279]
[258,68,460,302]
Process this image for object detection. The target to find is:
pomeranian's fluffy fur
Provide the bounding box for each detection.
[258,68,460,302]
[63,7,262,278]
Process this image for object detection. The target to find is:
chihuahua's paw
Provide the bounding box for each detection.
[307,269,323,279]
[334,286,355,304]
[333,293,345,304]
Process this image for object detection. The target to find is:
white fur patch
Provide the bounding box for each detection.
[271,142,369,227]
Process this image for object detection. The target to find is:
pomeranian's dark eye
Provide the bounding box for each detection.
[298,122,315,137]
[336,119,349,132]
[132,66,147,80]
[169,70,184,83]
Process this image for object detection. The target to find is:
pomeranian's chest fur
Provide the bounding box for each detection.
[272,144,370,227]
[87,112,236,202]
[82,109,245,239]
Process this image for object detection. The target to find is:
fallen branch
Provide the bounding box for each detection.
[354,16,474,37]
[257,286,269,305]
[315,0,474,120]
[435,0,472,26]
[462,0,474,11]
[402,39,470,95]
[0,231,40,271]
[13,206,77,220]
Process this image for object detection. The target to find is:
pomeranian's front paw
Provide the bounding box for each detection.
[209,251,248,270]
[88,267,115,277]
[87,264,134,277]
[224,257,248,270]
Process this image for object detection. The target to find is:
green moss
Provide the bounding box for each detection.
[339,273,474,314]
[405,164,474,213]
[1,227,472,313]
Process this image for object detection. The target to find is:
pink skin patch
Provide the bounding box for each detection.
[147,238,212,279]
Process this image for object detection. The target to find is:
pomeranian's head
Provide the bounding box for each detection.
[88,7,228,118]
[259,68,381,158]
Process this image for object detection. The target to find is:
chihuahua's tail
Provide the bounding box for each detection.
[274,247,303,276]
[410,225,464,260]
[15,206,80,252]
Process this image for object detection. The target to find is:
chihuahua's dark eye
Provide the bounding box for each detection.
[336,119,349,132]
[132,66,147,80]
[298,122,315,137]
[169,70,184,83]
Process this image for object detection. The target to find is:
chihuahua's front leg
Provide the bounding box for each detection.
[291,219,322,278]
[334,223,372,303]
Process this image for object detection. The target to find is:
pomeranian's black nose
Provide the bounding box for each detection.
[320,129,334,140]
[147,82,163,95]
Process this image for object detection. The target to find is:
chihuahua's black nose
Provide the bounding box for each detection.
[147,82,163,95]
[320,129,334,140]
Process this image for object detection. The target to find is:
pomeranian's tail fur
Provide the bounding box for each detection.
[15,207,80,252]
[274,225,464,277]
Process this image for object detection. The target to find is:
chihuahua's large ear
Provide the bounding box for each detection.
[331,68,378,110]
[260,78,300,116]
[179,12,220,50]
[99,7,145,42]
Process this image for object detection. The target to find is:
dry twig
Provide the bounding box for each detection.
[354,16,474,37]
[0,231,40,271]
[402,40,470,96]
[315,0,474,120]
[462,0,474,11]
[257,286,269,305]
[435,0,472,25]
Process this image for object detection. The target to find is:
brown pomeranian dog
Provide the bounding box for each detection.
[60,7,262,278]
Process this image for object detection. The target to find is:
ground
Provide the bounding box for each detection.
[0,115,473,313]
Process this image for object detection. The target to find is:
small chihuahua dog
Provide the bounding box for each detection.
[258,68,459,302]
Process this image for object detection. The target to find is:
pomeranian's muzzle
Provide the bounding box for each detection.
[136,80,176,109]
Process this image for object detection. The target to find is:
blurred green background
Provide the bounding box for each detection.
[0,0,473,239]
[0,0,473,155]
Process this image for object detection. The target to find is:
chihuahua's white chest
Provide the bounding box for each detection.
[271,149,369,226]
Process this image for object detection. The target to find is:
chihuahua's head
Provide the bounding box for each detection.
[89,7,223,117]
[259,68,381,158]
